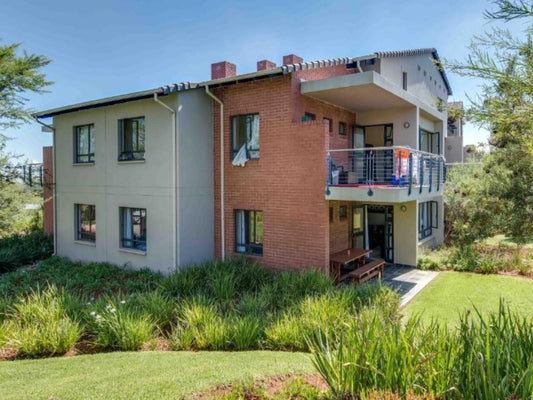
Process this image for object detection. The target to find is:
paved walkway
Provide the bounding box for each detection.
[372,264,439,307]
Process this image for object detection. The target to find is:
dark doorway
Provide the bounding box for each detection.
[367,205,393,262]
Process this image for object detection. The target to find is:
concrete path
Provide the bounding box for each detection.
[373,265,439,307]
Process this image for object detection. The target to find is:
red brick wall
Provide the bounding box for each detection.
[329,201,352,254]
[42,146,54,236]
[212,64,356,272]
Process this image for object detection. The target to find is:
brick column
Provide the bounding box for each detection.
[42,146,54,235]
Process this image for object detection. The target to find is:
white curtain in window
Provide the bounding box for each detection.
[123,208,132,242]
[248,115,259,153]
[235,210,246,253]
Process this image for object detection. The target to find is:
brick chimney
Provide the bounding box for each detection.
[211,61,236,80]
[283,54,303,65]
[257,59,276,71]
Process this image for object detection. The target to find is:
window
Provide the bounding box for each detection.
[303,112,316,121]
[339,205,347,221]
[323,117,333,133]
[418,201,438,240]
[339,121,346,136]
[329,207,334,223]
[402,72,408,90]
[74,124,94,163]
[75,204,95,242]
[120,207,147,251]
[419,128,440,154]
[118,117,145,161]
[231,114,260,160]
[235,210,263,256]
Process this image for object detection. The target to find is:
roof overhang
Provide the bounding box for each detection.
[33,88,165,119]
[301,71,445,120]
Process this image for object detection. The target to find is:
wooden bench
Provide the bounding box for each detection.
[340,259,385,284]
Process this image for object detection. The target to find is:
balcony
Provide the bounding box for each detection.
[326,146,445,202]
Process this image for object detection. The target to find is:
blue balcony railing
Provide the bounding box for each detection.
[326,146,446,196]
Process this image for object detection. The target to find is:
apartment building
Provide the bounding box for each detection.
[36,48,452,273]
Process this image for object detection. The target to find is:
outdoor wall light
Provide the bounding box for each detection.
[403,121,410,129]
[400,205,407,212]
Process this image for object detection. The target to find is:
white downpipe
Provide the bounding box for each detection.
[204,87,225,260]
[35,118,57,256]
[153,93,178,269]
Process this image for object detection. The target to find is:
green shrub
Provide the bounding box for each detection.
[92,302,156,351]
[309,300,533,399]
[0,256,163,298]
[126,291,176,331]
[0,231,53,273]
[227,315,263,350]
[2,286,82,357]
[170,297,230,350]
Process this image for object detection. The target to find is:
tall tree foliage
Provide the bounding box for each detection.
[0,41,51,237]
[449,0,533,245]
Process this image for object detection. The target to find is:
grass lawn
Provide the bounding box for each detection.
[403,271,533,326]
[483,234,533,249]
[0,351,313,400]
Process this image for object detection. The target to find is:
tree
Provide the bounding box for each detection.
[0,41,51,237]
[448,0,533,245]
[0,41,51,132]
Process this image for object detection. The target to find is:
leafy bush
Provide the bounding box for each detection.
[0,231,53,273]
[91,301,156,351]
[267,286,398,351]
[170,297,231,350]
[2,286,82,357]
[0,256,163,298]
[0,257,399,358]
[309,300,533,399]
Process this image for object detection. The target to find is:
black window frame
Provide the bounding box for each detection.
[339,121,347,136]
[402,71,408,90]
[74,124,95,164]
[75,204,96,242]
[118,117,146,161]
[323,117,333,133]
[234,209,263,256]
[418,201,438,240]
[120,207,147,251]
[230,113,260,160]
[339,205,347,221]
[419,128,440,155]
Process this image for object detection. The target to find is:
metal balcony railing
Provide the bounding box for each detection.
[327,146,446,195]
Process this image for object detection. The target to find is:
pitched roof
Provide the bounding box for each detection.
[34,48,452,118]
[373,48,452,96]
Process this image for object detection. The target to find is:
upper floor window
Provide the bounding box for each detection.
[418,201,438,240]
[339,121,347,136]
[231,114,259,160]
[120,207,147,251]
[75,204,95,242]
[235,209,263,256]
[74,124,94,163]
[303,112,316,121]
[118,117,145,161]
[402,72,408,90]
[419,128,440,154]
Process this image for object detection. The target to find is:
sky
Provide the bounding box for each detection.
[0,0,526,162]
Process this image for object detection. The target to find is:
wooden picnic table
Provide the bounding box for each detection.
[329,247,372,282]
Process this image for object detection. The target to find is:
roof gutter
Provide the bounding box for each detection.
[204,87,225,261]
